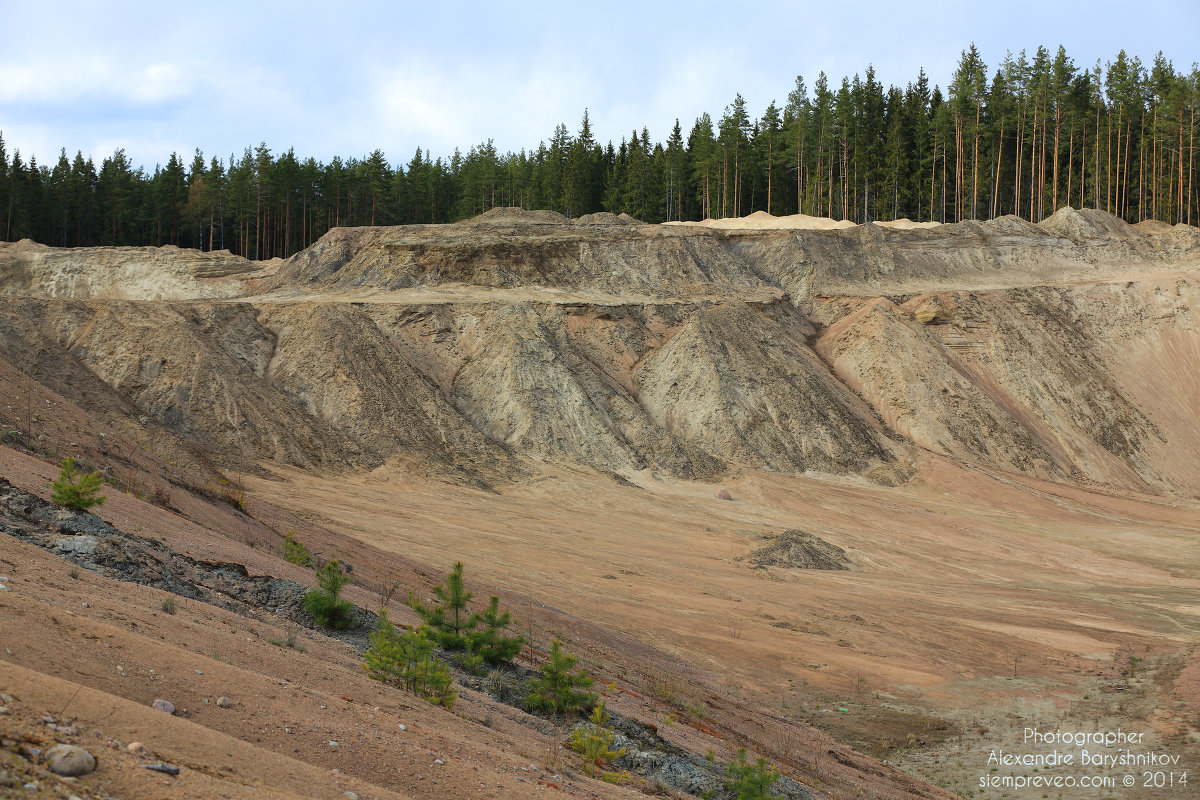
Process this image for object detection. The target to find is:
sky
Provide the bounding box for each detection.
[1,0,1197,172]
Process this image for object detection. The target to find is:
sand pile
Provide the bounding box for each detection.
[666,210,856,230]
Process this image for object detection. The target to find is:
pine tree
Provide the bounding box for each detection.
[408,561,481,650]
[468,595,523,665]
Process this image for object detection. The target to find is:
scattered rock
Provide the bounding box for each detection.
[44,744,96,777]
[398,723,406,731]
[328,740,339,748]
[194,669,203,675]
[0,770,12,788]
[716,487,733,500]
[127,742,146,754]
[749,529,851,570]
[344,793,359,800]
[152,699,175,715]
[216,696,231,708]
[140,763,180,775]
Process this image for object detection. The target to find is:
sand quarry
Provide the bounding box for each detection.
[0,207,1198,799]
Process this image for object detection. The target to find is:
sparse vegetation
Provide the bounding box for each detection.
[362,611,456,708]
[160,596,177,614]
[68,565,81,580]
[151,484,173,508]
[49,456,107,511]
[269,625,305,652]
[526,638,596,719]
[569,702,625,777]
[304,560,354,629]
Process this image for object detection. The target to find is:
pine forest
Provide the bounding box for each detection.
[1,45,1198,260]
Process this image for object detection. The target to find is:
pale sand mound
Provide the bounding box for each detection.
[1135,219,1175,234]
[875,218,941,229]
[665,211,856,230]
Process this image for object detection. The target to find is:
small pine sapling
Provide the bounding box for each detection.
[49,457,107,511]
[526,638,597,719]
[569,702,626,777]
[408,561,480,650]
[362,611,456,708]
[469,595,524,666]
[304,560,354,629]
[724,748,777,800]
[281,529,313,567]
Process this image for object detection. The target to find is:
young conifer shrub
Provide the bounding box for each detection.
[281,529,313,567]
[569,702,626,777]
[724,749,777,799]
[49,457,107,511]
[362,611,456,708]
[408,560,479,649]
[526,638,596,719]
[304,560,354,629]
[469,595,524,666]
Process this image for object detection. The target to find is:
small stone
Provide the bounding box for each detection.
[0,575,8,581]
[127,742,147,754]
[194,669,203,675]
[0,693,12,703]
[398,723,406,731]
[152,699,175,715]
[434,759,444,765]
[0,585,7,591]
[716,487,733,500]
[23,783,38,791]
[56,725,79,736]
[0,707,8,715]
[44,744,96,777]
[0,770,11,788]
[328,740,339,748]
[140,762,180,776]
[81,603,88,608]
[216,696,231,708]
[344,793,359,800]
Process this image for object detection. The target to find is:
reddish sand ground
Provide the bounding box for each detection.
[245,453,1200,797]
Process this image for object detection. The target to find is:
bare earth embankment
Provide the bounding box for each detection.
[1,206,1198,799]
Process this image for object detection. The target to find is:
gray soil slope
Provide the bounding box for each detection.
[2,207,1198,495]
